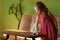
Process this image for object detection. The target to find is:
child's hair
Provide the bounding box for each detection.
[35,1,47,12]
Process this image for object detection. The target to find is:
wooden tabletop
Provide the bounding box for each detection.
[0,29,34,37]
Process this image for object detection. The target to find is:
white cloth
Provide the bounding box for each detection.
[30,23,41,33]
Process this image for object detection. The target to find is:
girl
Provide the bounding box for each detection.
[34,1,58,40]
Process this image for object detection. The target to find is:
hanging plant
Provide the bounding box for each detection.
[9,3,22,21]
[9,0,24,29]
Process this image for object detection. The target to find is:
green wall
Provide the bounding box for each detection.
[0,0,3,37]
[0,0,60,37]
[0,0,2,29]
[1,0,19,29]
[1,0,60,29]
[20,0,60,15]
[41,0,60,15]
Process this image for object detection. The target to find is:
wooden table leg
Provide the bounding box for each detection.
[15,36,17,40]
[32,37,35,40]
[25,37,26,40]
[5,35,9,40]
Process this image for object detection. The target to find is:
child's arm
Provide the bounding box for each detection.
[35,15,39,33]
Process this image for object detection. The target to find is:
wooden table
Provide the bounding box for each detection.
[0,29,41,40]
[0,29,34,37]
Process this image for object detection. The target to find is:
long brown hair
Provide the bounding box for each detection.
[35,1,48,18]
[35,1,48,12]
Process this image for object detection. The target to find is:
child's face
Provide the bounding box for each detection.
[34,6,40,13]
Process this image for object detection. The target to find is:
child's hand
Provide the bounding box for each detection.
[34,32,40,36]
